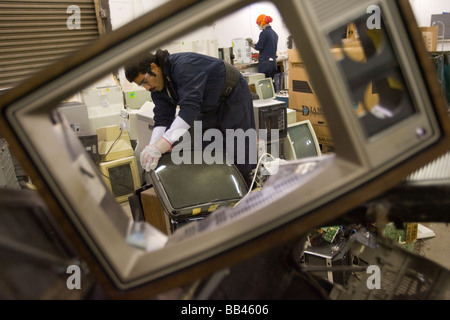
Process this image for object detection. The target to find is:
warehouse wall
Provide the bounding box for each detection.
[410,0,450,50]
[107,0,450,90]
[108,0,290,90]
[108,0,450,53]
[410,0,449,27]
[108,1,290,53]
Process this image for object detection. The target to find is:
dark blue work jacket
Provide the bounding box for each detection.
[254,26,278,78]
[151,52,254,133]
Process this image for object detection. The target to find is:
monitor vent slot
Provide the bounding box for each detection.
[406,151,450,182]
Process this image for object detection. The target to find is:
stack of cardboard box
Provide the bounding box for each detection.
[288,49,333,147]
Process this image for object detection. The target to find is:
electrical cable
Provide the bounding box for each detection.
[104,129,123,158]
[234,152,275,207]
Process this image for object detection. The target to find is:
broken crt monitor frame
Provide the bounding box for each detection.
[0,0,449,298]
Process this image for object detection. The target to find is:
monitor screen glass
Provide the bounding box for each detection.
[285,120,321,159]
[99,156,141,202]
[109,163,134,197]
[328,12,416,138]
[150,150,248,221]
[256,78,275,100]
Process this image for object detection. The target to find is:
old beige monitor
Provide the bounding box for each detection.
[283,120,322,160]
[255,77,276,101]
[99,156,141,203]
[0,0,449,298]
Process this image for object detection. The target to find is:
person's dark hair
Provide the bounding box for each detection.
[124,52,156,83]
[124,49,170,83]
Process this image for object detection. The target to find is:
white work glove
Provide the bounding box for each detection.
[162,116,190,144]
[141,116,189,171]
[140,137,172,171]
[149,126,166,145]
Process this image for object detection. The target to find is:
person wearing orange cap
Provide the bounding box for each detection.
[247,14,279,81]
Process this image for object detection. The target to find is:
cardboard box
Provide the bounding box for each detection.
[140,187,171,235]
[293,108,333,146]
[288,46,380,146]
[288,49,318,107]
[288,48,332,145]
[420,26,438,51]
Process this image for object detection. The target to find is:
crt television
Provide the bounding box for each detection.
[0,0,449,298]
[283,120,322,160]
[148,150,248,228]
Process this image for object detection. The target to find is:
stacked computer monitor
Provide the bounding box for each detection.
[80,85,124,133]
[252,77,288,159]
[97,125,141,203]
[57,101,100,165]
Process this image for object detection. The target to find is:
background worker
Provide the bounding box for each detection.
[247,14,279,82]
[124,49,256,186]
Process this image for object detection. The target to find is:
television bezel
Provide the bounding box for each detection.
[284,120,322,160]
[0,0,449,298]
